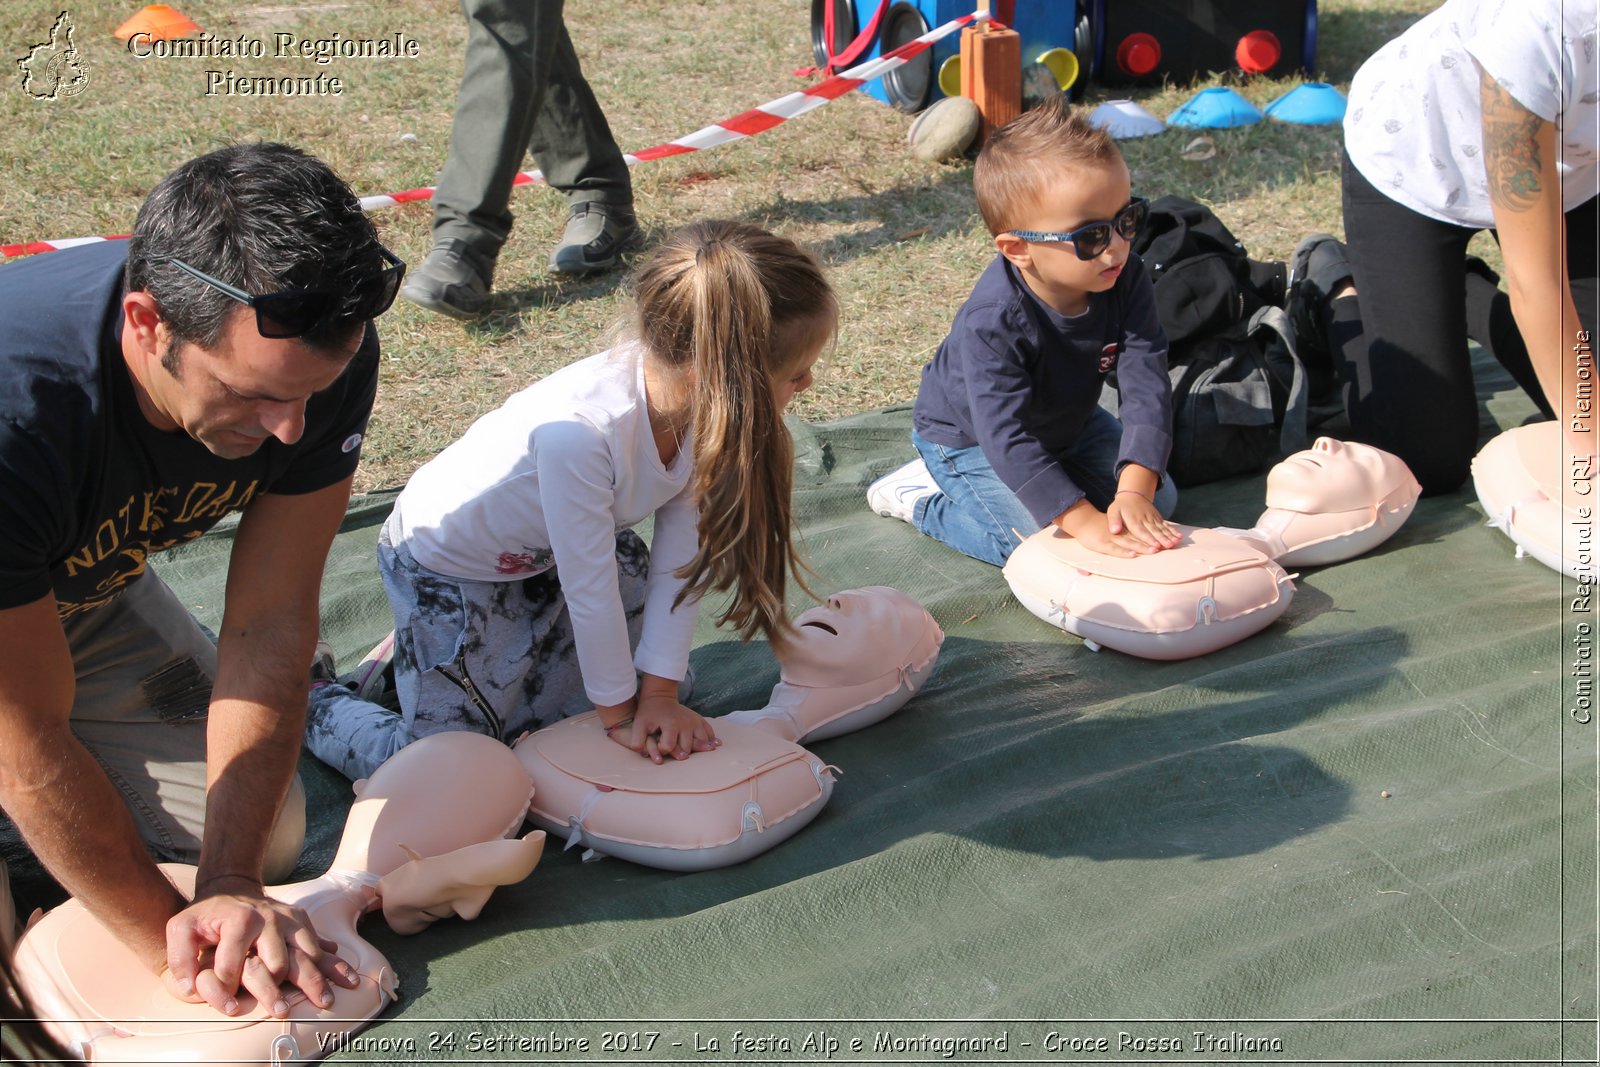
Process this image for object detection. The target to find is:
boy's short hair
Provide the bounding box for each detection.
[972,95,1122,237]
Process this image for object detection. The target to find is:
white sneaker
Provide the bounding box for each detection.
[309,639,339,688]
[867,458,938,523]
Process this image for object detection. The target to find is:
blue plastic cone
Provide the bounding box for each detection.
[1089,99,1166,139]
[1168,86,1264,129]
[1264,82,1348,125]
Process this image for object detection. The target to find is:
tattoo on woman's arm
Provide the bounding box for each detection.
[1480,69,1543,212]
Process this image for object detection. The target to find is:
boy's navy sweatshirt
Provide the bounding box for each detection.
[912,252,1172,526]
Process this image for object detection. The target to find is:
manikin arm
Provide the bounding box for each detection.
[379,833,547,935]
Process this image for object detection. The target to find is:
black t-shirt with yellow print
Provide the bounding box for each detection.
[0,241,378,618]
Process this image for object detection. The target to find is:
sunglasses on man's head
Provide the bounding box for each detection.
[1008,197,1149,261]
[163,246,406,339]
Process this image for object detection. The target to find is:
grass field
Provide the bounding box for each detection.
[2,0,1477,492]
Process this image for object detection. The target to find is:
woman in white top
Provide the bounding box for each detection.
[1302,0,1597,494]
[307,221,838,779]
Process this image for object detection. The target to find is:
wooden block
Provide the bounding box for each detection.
[960,24,1022,144]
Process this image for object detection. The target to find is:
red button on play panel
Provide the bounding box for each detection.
[1236,29,1282,74]
[1116,32,1161,76]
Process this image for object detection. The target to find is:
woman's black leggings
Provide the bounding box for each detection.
[1332,149,1598,494]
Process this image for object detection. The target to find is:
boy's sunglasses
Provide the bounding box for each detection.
[163,246,406,339]
[1009,197,1149,261]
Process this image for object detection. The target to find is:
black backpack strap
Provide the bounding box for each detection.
[1248,304,1309,456]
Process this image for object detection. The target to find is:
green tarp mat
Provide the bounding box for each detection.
[7,355,1596,1063]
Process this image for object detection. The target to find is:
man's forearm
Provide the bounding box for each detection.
[0,728,184,968]
[195,479,353,892]
[195,621,314,892]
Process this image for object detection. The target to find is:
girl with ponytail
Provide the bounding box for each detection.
[306,220,837,779]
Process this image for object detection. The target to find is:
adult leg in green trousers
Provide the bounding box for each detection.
[403,0,639,319]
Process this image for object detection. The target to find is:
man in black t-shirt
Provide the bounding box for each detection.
[0,143,402,1019]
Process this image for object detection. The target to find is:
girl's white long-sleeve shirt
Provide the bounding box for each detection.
[388,345,700,706]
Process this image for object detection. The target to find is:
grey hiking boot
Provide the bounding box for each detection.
[549,201,641,274]
[400,239,492,319]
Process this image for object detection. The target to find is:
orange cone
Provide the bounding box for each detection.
[114,4,200,42]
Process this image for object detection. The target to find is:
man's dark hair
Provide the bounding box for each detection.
[125,142,386,352]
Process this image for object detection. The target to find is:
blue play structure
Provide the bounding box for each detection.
[811,0,1084,113]
[812,1,1321,111]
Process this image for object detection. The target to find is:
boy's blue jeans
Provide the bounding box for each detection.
[911,406,1178,567]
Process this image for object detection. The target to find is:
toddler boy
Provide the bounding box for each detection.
[869,97,1180,565]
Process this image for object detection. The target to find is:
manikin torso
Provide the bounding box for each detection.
[1004,438,1423,658]
[13,731,546,1066]
[516,586,945,869]
[1473,420,1586,578]
[15,589,950,1058]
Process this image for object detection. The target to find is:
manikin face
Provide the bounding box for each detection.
[780,587,939,689]
[1266,437,1413,514]
[134,307,361,460]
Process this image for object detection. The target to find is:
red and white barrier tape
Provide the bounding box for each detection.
[3,10,987,258]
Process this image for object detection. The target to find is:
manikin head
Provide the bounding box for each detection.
[1265,437,1419,515]
[516,586,944,870]
[332,730,535,878]
[1254,438,1422,567]
[779,586,944,690]
[719,586,943,746]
